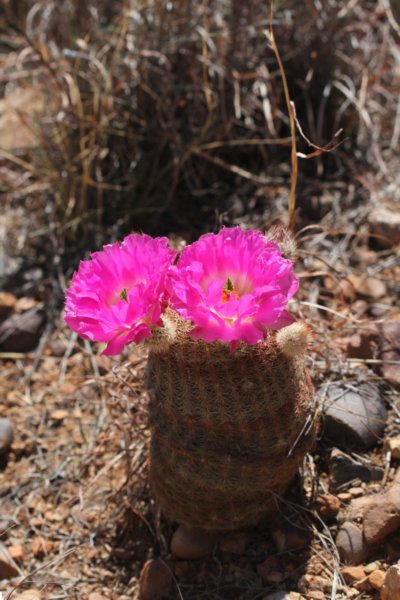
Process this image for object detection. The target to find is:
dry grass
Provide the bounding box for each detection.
[1,0,399,261]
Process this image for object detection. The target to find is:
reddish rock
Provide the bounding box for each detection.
[368,569,385,591]
[0,543,19,580]
[170,525,216,559]
[381,564,400,600]
[0,292,17,321]
[31,536,54,558]
[341,565,366,584]
[315,494,341,519]
[377,321,400,389]
[336,522,368,565]
[348,495,375,520]
[363,487,400,544]
[139,558,173,600]
[8,544,24,562]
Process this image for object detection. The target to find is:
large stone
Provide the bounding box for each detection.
[0,309,44,352]
[321,382,387,449]
[335,522,368,565]
[363,487,400,545]
[329,448,383,491]
[381,564,400,600]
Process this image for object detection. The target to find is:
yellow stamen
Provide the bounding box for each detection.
[222,278,240,303]
[120,288,128,302]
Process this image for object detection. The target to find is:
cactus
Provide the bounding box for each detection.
[146,311,318,532]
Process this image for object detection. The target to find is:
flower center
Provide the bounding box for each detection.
[221,277,240,303]
[119,287,129,302]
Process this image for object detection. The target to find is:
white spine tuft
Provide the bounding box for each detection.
[276,322,312,358]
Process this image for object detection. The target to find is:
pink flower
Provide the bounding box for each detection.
[167,227,298,348]
[65,234,176,355]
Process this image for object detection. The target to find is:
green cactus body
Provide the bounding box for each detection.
[146,312,318,532]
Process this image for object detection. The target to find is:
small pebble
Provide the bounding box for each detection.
[220,532,250,555]
[385,436,400,459]
[0,418,14,455]
[9,544,24,562]
[364,561,381,574]
[368,569,385,591]
[0,292,17,320]
[341,565,366,584]
[349,487,364,498]
[31,536,54,558]
[315,494,340,519]
[306,592,325,600]
[337,492,352,502]
[171,525,216,559]
[13,591,42,600]
[139,558,173,600]
[257,556,281,583]
[50,409,69,422]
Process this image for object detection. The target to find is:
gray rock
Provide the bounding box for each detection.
[0,308,44,352]
[329,448,384,491]
[321,382,387,449]
[336,521,369,565]
[0,418,13,456]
